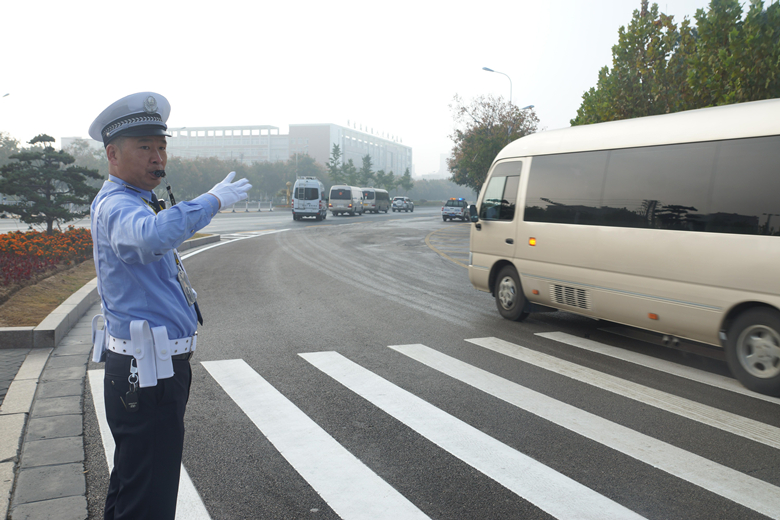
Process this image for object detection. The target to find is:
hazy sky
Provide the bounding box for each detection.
[1,0,710,177]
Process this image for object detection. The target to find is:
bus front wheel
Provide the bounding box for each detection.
[725,308,780,396]
[495,266,529,322]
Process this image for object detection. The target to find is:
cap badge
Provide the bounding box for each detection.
[143,96,158,114]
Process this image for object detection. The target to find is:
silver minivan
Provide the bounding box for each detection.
[292,176,327,221]
[329,185,364,216]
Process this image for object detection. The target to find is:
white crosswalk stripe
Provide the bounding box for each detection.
[390,343,780,519]
[299,351,645,520]
[537,331,780,406]
[201,359,430,520]
[466,336,780,450]
[88,333,780,519]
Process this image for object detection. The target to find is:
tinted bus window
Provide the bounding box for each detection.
[363,191,375,200]
[602,142,716,230]
[480,162,522,221]
[709,136,780,235]
[524,151,607,224]
[331,190,351,199]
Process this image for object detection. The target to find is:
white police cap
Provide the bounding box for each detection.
[89,92,171,146]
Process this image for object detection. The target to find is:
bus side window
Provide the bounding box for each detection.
[480,175,520,221]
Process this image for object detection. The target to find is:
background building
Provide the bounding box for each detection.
[166,125,288,163]
[289,123,412,175]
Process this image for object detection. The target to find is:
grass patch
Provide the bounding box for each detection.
[0,260,96,327]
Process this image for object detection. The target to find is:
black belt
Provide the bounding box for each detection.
[172,352,194,361]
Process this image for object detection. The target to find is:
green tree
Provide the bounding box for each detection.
[374,169,387,190]
[572,0,780,125]
[448,94,539,193]
[384,171,397,193]
[326,144,345,185]
[343,159,359,186]
[688,0,780,106]
[358,154,374,186]
[399,168,414,194]
[288,153,322,180]
[63,138,109,183]
[571,1,686,125]
[0,134,100,234]
[0,132,20,168]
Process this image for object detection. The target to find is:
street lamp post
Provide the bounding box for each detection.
[482,67,512,104]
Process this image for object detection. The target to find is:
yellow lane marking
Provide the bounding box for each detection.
[425,225,470,268]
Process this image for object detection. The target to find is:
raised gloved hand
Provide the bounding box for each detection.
[208,171,251,209]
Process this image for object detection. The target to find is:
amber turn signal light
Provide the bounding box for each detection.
[529,237,537,246]
[649,313,659,320]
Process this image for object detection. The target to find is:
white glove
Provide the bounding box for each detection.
[208,171,252,209]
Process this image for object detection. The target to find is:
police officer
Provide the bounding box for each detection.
[89,92,251,519]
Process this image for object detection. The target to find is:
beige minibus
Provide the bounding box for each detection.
[468,99,780,396]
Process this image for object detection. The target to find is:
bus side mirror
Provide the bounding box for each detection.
[469,205,479,223]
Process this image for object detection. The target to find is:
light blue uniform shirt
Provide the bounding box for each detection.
[91,175,220,340]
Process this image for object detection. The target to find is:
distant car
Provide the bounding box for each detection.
[442,198,470,221]
[392,196,414,212]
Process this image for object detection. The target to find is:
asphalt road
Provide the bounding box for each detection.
[82,207,780,520]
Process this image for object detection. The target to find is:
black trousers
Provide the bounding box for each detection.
[103,351,192,520]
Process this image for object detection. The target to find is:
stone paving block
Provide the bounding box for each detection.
[56,337,91,347]
[39,365,86,382]
[14,349,51,381]
[12,463,85,506]
[32,395,82,418]
[0,414,25,462]
[20,436,83,468]
[51,343,92,356]
[36,380,83,399]
[45,355,87,370]
[0,380,37,415]
[26,414,82,441]
[0,461,14,520]
[10,495,87,520]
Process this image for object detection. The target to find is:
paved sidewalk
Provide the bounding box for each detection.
[1,302,99,520]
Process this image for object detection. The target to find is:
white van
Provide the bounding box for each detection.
[469,99,780,396]
[329,185,364,216]
[292,177,327,221]
[362,188,390,213]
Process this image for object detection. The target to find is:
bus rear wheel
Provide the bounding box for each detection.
[495,266,529,322]
[725,308,780,396]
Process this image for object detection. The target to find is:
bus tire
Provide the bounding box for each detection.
[495,265,529,322]
[725,308,780,396]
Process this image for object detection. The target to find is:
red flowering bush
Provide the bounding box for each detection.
[0,227,92,286]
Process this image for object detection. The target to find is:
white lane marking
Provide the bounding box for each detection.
[466,337,780,450]
[391,344,780,519]
[537,332,780,406]
[181,229,289,260]
[87,370,212,520]
[201,359,429,520]
[299,351,644,520]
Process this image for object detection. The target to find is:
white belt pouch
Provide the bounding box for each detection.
[128,320,174,388]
